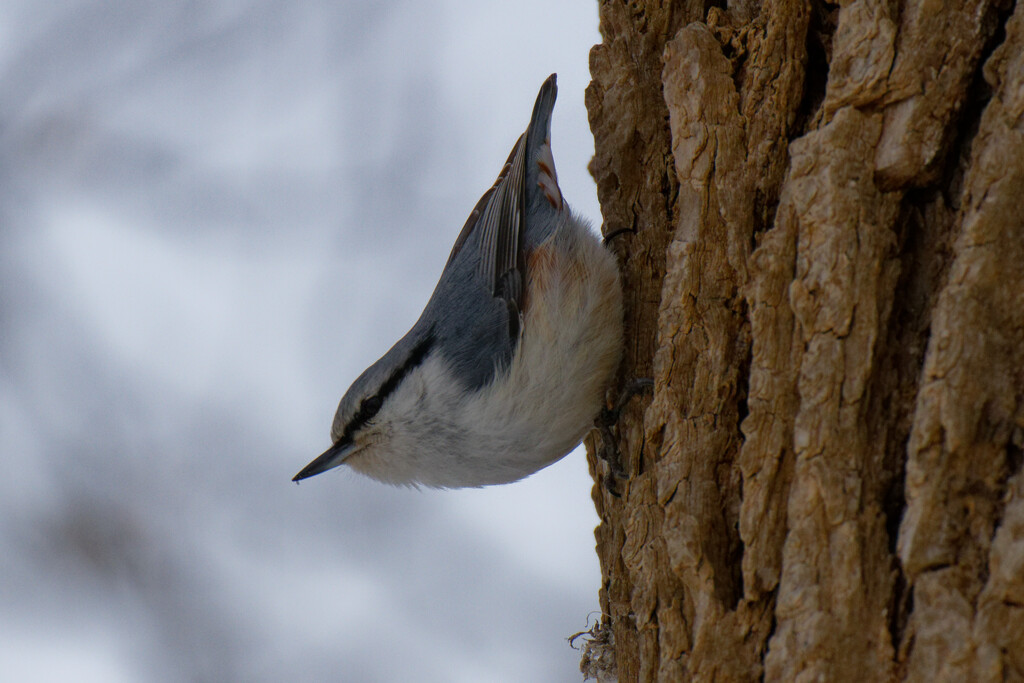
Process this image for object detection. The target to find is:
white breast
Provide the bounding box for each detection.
[347,212,623,488]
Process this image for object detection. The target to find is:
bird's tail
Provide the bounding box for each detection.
[524,74,563,213]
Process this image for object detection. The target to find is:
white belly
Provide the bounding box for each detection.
[349,215,623,488]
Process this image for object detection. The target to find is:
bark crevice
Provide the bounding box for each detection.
[584,0,1024,680]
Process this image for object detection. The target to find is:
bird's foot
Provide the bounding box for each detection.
[595,378,654,496]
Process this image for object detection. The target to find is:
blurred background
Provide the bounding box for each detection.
[0,2,606,681]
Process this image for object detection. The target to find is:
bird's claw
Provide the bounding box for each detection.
[594,378,654,495]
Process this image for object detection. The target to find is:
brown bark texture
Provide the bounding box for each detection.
[581,0,1024,681]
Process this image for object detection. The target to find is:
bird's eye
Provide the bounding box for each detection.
[362,395,383,419]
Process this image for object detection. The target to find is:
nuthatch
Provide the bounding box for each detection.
[293,74,623,488]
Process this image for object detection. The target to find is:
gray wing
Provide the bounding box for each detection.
[425,76,558,389]
[444,133,528,338]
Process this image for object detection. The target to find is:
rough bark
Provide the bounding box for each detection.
[582,0,1024,680]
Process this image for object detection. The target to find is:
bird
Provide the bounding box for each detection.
[293,74,623,488]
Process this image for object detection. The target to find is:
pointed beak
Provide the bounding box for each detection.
[292,440,354,482]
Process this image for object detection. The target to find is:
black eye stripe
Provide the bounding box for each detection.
[354,395,383,424]
[362,396,383,416]
[341,329,435,442]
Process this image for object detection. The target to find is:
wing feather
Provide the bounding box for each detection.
[442,132,528,338]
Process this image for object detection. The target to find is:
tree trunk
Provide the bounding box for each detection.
[580,0,1024,680]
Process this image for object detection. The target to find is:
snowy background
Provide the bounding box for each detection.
[0,2,607,681]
